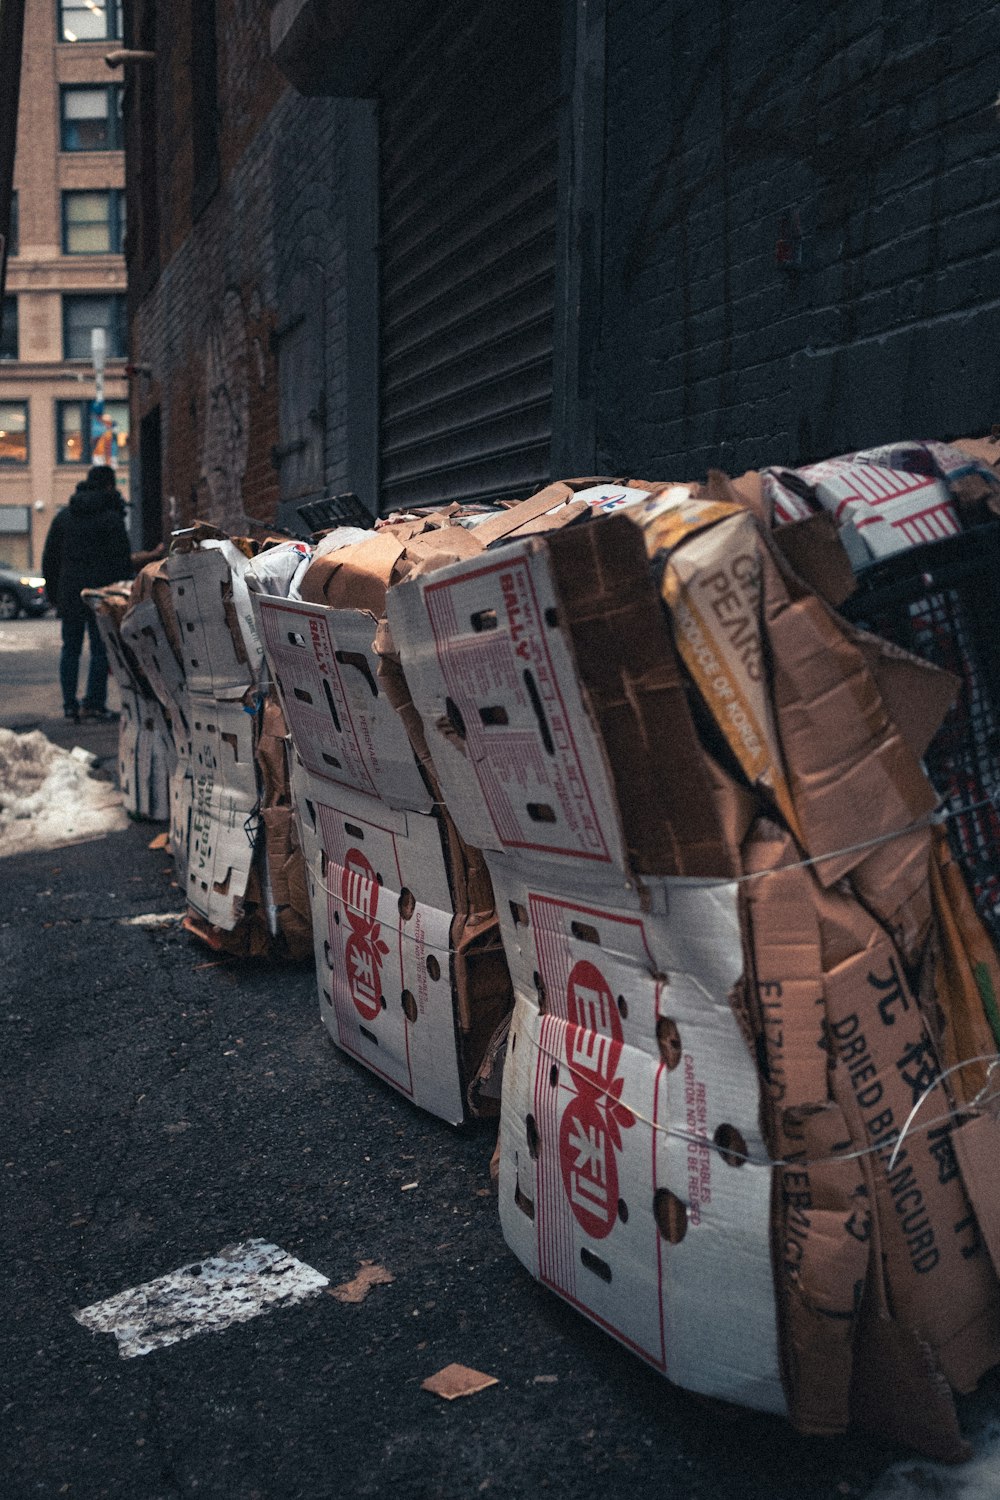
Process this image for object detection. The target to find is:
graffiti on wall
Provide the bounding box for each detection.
[200,287,250,531]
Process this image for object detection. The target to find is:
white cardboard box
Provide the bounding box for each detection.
[494,859,785,1415]
[254,594,431,811]
[387,544,631,883]
[182,696,259,929]
[291,763,465,1124]
[168,548,258,701]
[120,596,192,759]
[117,687,172,822]
[797,458,959,560]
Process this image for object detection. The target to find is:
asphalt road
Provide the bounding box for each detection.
[2,616,998,1499]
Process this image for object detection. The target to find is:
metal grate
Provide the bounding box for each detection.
[840,527,1000,945]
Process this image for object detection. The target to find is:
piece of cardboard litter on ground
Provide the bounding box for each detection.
[421,1364,498,1401]
[148,832,170,850]
[327,1261,394,1304]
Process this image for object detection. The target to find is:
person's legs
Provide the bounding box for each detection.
[81,611,109,713]
[59,613,85,717]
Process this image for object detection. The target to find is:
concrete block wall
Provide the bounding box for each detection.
[596,0,1000,477]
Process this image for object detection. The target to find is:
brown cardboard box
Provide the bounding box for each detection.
[742,821,868,1435]
[255,694,312,961]
[927,826,1000,1100]
[818,876,1000,1394]
[388,512,747,884]
[129,557,185,668]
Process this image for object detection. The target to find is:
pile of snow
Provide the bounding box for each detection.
[0,728,128,856]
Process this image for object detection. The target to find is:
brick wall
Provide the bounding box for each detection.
[597,0,1000,478]
[130,0,352,531]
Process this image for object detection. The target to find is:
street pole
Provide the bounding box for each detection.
[0,0,27,304]
[91,325,108,467]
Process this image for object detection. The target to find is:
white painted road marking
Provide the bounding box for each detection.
[73,1240,329,1358]
[119,911,186,927]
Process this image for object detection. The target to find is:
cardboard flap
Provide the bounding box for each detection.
[762,546,939,883]
[547,517,739,877]
[951,434,1000,473]
[953,1112,1000,1286]
[168,549,257,700]
[471,485,582,545]
[819,879,1000,1389]
[702,468,769,525]
[254,594,432,811]
[120,597,191,753]
[850,626,959,765]
[299,531,406,613]
[391,524,486,582]
[850,1289,968,1463]
[771,513,857,608]
[301,778,466,1125]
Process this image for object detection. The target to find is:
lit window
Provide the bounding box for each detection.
[62,295,127,360]
[56,400,129,465]
[0,402,28,464]
[60,85,123,151]
[58,1,122,43]
[63,191,125,255]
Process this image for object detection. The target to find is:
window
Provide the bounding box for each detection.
[56,399,129,465]
[0,402,28,464]
[58,0,121,42]
[60,85,123,151]
[63,294,126,360]
[0,297,16,361]
[62,190,126,254]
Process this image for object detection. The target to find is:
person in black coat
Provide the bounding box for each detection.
[42,464,133,721]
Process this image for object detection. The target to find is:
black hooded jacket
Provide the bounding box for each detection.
[42,480,133,619]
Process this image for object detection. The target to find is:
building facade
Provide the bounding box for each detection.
[124,0,1000,539]
[0,0,128,573]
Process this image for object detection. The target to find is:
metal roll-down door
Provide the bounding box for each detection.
[378,0,561,513]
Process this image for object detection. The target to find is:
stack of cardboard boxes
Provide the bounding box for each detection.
[251,515,513,1124]
[120,534,311,959]
[83,443,1000,1455]
[386,481,1000,1456]
[82,581,172,821]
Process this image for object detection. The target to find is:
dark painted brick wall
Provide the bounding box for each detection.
[596,0,1000,477]
[131,0,351,530]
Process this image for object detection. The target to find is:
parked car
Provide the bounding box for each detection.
[0,563,49,620]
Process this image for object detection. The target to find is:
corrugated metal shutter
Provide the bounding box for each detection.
[378,0,561,513]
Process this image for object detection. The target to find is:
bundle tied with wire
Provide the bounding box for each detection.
[386,477,1000,1461]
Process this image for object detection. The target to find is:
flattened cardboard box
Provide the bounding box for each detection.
[117,687,172,823]
[253,594,431,812]
[795,458,959,562]
[819,879,1000,1395]
[85,593,144,701]
[181,697,259,931]
[741,822,870,1436]
[493,856,785,1415]
[168,548,257,702]
[120,596,192,758]
[387,519,737,885]
[292,763,466,1125]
